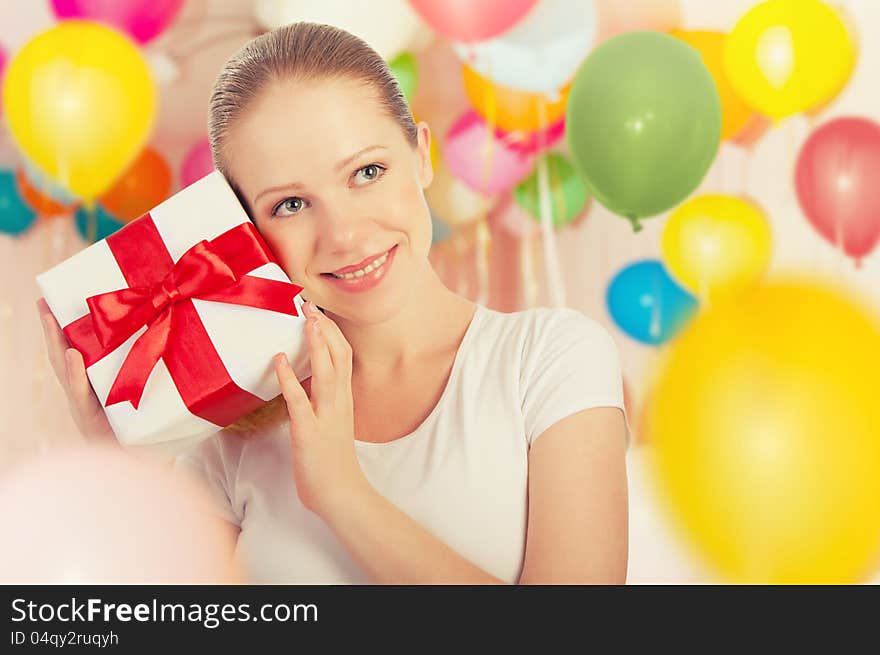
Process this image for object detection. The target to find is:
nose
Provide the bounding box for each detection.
[315,198,375,253]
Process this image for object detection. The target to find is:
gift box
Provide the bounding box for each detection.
[37,171,311,453]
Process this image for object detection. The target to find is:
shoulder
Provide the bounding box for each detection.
[478,304,614,343]
[514,307,625,446]
[528,306,615,345]
[468,305,620,379]
[511,306,620,367]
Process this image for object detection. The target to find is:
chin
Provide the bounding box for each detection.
[319,268,418,326]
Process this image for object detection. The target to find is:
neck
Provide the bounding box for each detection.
[324,262,476,377]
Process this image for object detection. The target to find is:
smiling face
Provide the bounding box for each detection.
[223,76,434,324]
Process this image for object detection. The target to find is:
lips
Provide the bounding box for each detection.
[325,247,394,275]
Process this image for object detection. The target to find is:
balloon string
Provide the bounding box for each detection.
[520,227,538,309]
[740,144,751,194]
[85,201,97,244]
[473,62,498,307]
[649,271,661,342]
[536,102,566,308]
[474,216,490,306]
[453,232,468,297]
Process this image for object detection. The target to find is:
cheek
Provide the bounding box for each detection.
[256,222,312,281]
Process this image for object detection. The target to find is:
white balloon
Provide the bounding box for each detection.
[254,0,423,60]
[452,0,598,96]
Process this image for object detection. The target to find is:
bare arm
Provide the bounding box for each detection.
[322,481,508,584]
[518,406,628,584]
[321,407,627,585]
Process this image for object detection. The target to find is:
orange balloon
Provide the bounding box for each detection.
[731,113,772,149]
[672,30,754,141]
[462,64,570,132]
[15,167,77,217]
[99,146,172,222]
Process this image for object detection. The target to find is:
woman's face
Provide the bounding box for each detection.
[224,77,434,323]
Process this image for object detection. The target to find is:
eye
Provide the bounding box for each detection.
[271,196,309,218]
[352,163,386,186]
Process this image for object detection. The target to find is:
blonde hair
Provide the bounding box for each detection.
[209,22,416,435]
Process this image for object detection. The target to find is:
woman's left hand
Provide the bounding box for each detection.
[274,300,369,520]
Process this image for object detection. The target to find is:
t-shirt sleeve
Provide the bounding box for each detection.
[520,308,628,448]
[173,433,241,527]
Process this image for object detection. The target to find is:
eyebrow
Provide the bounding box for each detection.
[252,145,388,206]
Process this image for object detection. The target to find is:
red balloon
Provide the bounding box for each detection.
[408,0,537,42]
[795,117,880,265]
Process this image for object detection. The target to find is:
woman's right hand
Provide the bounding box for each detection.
[37,297,116,446]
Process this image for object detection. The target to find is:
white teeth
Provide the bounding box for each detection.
[331,251,389,279]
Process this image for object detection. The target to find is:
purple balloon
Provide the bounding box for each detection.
[181,138,215,188]
[51,0,184,44]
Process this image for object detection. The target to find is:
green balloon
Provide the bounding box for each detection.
[389,52,418,105]
[514,153,589,228]
[565,31,721,231]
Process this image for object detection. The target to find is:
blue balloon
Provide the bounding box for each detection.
[74,204,125,242]
[20,158,78,205]
[606,259,698,345]
[0,169,37,236]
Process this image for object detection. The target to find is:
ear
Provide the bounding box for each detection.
[415,121,434,189]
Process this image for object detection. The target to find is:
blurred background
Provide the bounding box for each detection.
[1,0,879,584]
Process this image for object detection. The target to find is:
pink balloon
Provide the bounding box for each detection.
[409,0,538,42]
[443,111,535,195]
[51,0,184,44]
[181,138,214,187]
[494,118,565,156]
[795,117,880,265]
[0,444,242,583]
[596,0,681,42]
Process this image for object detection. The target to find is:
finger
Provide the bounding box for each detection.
[37,299,71,384]
[273,353,315,432]
[65,348,101,413]
[306,317,335,414]
[308,308,353,394]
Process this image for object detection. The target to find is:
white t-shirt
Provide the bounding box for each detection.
[174,304,628,584]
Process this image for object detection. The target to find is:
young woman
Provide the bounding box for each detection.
[38,22,629,584]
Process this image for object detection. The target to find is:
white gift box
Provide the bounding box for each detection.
[37,171,310,453]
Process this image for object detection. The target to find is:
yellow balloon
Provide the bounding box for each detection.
[671,30,754,141]
[2,20,156,201]
[724,0,856,120]
[661,194,772,301]
[645,279,880,583]
[462,64,569,133]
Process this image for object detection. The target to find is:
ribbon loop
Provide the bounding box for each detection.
[87,237,242,350]
[66,218,303,421]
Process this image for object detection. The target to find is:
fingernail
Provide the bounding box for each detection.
[311,318,321,335]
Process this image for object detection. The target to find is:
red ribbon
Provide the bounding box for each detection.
[63,215,303,426]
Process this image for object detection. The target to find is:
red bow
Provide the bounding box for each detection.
[64,216,303,426]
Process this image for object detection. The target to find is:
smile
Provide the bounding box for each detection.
[321,245,398,293]
[328,249,391,279]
